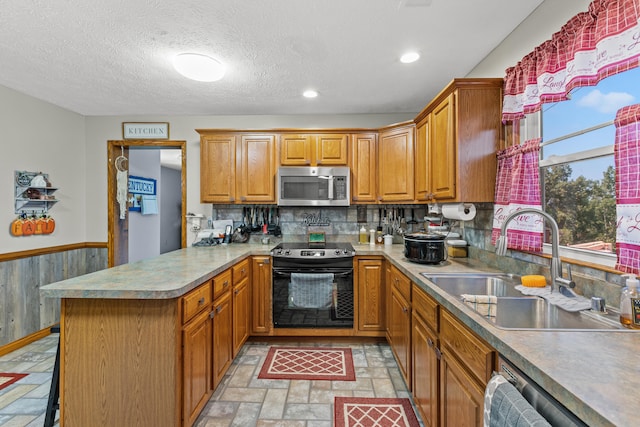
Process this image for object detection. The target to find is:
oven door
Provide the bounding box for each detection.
[272,267,354,328]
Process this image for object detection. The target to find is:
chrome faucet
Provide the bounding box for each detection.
[496,208,576,294]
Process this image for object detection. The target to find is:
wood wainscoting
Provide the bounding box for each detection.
[0,242,108,347]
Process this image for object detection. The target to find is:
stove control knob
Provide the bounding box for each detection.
[342,249,349,254]
[284,250,291,256]
[335,250,341,256]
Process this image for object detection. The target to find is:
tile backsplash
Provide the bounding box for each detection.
[209,202,624,308]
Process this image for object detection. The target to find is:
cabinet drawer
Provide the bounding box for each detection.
[412,284,438,333]
[182,281,212,324]
[232,258,250,285]
[391,265,411,302]
[213,269,233,299]
[440,309,494,385]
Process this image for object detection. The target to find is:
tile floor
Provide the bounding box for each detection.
[0,335,424,427]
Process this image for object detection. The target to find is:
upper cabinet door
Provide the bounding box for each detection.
[378,124,415,202]
[430,93,456,200]
[280,134,313,165]
[415,117,431,202]
[316,134,348,165]
[200,134,236,203]
[350,133,377,203]
[238,134,276,203]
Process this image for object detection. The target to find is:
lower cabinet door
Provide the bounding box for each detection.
[389,287,411,385]
[213,291,233,389]
[440,349,485,427]
[183,309,213,427]
[412,312,439,427]
[232,279,250,357]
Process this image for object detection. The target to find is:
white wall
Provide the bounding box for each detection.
[0,85,86,254]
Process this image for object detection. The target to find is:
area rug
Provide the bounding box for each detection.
[334,397,420,427]
[258,347,355,381]
[0,373,28,391]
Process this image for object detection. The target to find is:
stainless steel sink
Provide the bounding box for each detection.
[491,297,621,330]
[420,272,624,330]
[420,272,523,297]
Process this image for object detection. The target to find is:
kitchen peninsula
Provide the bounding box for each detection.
[40,244,636,427]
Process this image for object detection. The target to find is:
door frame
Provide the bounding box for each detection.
[107,140,187,268]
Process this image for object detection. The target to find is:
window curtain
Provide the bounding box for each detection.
[491,139,543,252]
[614,104,640,274]
[503,0,640,122]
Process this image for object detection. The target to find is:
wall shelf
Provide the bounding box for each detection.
[14,171,59,215]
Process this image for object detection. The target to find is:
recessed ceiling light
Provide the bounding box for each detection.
[173,53,225,82]
[400,52,420,64]
[303,90,318,98]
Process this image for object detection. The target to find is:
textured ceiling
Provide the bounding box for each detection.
[0,0,543,116]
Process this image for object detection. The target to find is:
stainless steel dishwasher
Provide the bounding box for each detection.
[496,356,588,427]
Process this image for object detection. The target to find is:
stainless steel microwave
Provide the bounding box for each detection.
[277,166,350,206]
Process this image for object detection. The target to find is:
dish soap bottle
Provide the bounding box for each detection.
[619,274,640,329]
[359,226,368,244]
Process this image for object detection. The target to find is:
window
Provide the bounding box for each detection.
[529,67,640,266]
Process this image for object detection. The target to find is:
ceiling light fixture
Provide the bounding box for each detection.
[400,52,420,64]
[173,53,225,82]
[303,90,318,98]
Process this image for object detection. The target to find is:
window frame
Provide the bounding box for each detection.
[521,111,617,268]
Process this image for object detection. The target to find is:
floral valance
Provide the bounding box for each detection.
[502,0,640,122]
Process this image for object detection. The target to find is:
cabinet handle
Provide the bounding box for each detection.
[434,347,442,360]
[229,197,235,202]
[216,305,222,313]
[427,337,434,348]
[209,311,215,319]
[402,306,408,313]
[198,297,205,305]
[240,196,246,201]
[223,280,229,288]
[241,268,246,274]
[234,289,239,295]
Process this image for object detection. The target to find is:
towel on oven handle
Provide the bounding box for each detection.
[484,374,551,427]
[289,273,334,309]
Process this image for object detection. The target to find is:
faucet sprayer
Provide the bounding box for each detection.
[496,208,576,294]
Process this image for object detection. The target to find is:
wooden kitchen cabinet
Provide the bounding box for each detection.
[182,281,213,427]
[412,285,439,427]
[199,133,236,203]
[198,130,276,204]
[439,309,495,427]
[237,134,277,203]
[440,346,486,427]
[212,286,233,389]
[251,256,272,335]
[182,308,213,427]
[350,133,377,203]
[232,259,250,357]
[279,133,348,166]
[387,264,412,386]
[413,78,503,203]
[415,117,431,202]
[378,123,415,202]
[355,257,385,336]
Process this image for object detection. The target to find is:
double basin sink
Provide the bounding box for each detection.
[420,272,623,331]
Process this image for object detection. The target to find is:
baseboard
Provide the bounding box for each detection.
[0,324,58,357]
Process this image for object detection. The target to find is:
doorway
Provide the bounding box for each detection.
[107,140,187,267]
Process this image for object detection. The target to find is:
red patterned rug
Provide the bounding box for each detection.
[0,373,28,391]
[334,397,420,427]
[258,347,355,381]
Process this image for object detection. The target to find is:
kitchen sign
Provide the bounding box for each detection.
[122,122,170,139]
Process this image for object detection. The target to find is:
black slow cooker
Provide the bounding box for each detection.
[404,232,447,264]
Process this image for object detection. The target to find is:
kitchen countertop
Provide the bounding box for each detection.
[40,242,637,426]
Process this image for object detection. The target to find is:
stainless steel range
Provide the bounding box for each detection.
[270,242,355,328]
